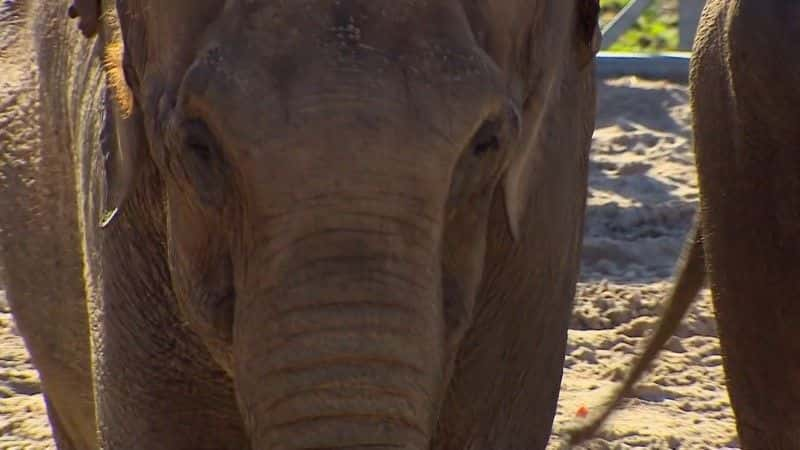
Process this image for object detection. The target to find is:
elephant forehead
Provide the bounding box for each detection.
[227,0,469,36]
[175,39,505,153]
[133,0,484,66]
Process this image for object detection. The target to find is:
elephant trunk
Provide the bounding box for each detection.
[234,222,445,450]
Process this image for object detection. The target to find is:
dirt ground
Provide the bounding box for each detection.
[548,77,738,449]
[0,77,739,449]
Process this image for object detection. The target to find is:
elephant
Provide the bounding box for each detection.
[566,0,800,448]
[0,0,600,449]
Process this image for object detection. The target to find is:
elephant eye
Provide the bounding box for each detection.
[178,119,229,208]
[185,121,215,163]
[470,119,502,157]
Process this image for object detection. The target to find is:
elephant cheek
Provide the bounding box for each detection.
[166,199,236,372]
[440,187,497,361]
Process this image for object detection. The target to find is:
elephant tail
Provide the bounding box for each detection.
[563,217,706,447]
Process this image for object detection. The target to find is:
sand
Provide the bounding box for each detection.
[0,77,738,449]
[0,295,51,449]
[548,77,737,449]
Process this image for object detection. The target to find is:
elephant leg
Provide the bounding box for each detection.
[692,1,800,447]
[3,261,97,450]
[703,220,800,449]
[0,84,98,450]
[44,395,80,450]
[703,188,800,448]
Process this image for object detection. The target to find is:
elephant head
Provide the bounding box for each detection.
[89,0,600,448]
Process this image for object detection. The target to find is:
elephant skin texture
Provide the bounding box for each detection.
[0,1,598,449]
[567,1,800,448]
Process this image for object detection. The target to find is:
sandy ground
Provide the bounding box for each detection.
[0,77,738,449]
[548,77,738,449]
[0,295,51,449]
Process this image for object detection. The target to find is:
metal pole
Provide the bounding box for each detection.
[679,0,705,50]
[601,0,655,50]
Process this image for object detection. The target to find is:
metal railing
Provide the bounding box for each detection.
[596,0,705,82]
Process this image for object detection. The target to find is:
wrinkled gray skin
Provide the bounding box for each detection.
[568,1,800,448]
[0,1,599,449]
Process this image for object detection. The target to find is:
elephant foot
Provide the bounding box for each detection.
[738,420,800,450]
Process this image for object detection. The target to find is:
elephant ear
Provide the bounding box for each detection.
[501,1,601,241]
[100,105,145,228]
[501,143,535,242]
[576,0,602,68]
[500,103,533,242]
[99,21,145,228]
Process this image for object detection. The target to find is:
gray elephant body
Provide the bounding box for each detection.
[569,1,800,448]
[0,1,597,449]
[677,0,800,446]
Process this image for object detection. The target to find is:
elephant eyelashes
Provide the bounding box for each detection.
[446,118,506,214]
[178,120,229,208]
[185,122,214,163]
[470,119,502,157]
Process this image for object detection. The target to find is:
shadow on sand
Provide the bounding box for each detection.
[579,79,696,283]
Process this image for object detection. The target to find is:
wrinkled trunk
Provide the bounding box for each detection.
[234,223,444,450]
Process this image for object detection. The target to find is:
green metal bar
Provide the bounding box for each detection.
[601,0,655,50]
[679,0,705,50]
